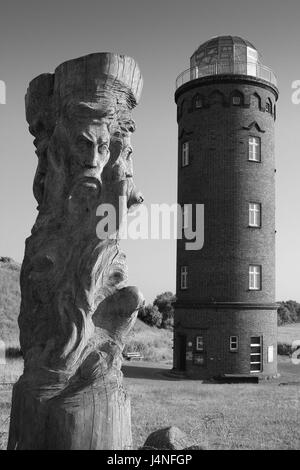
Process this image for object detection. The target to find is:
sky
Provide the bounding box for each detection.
[0,0,299,303]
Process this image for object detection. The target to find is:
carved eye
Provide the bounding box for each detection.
[76,137,91,149]
[98,143,109,153]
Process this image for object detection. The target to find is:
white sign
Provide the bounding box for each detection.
[267,345,274,363]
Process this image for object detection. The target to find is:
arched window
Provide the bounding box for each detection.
[231,90,244,106]
[250,93,261,110]
[194,94,203,109]
[265,98,272,114]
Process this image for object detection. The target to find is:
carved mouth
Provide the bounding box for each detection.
[81,180,98,190]
[76,177,100,191]
[70,177,101,201]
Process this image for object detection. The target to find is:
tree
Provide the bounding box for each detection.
[285,300,300,321]
[277,301,299,325]
[153,291,176,329]
[277,304,293,325]
[138,304,162,327]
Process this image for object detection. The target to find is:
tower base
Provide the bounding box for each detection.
[173,305,277,380]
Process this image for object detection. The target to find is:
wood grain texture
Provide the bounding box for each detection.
[8,53,143,450]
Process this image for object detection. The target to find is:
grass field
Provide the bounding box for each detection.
[127,358,300,450]
[0,356,299,450]
[126,319,173,362]
[278,323,300,344]
[0,261,299,450]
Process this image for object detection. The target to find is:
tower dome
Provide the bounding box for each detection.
[190,35,261,69]
[175,35,276,89]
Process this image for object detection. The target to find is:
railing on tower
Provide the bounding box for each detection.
[175,60,277,89]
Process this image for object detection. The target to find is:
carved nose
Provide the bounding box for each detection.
[84,148,99,169]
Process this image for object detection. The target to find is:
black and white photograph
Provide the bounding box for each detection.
[0,0,299,455]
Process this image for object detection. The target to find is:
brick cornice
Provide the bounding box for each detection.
[175,301,279,310]
[175,74,279,103]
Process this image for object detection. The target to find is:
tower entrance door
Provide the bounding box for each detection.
[178,334,186,370]
[250,336,262,372]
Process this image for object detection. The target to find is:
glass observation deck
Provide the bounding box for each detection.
[175,36,277,90]
[175,61,277,89]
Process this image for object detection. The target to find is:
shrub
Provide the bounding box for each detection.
[124,321,173,362]
[153,291,176,329]
[277,301,300,325]
[138,304,162,327]
[277,342,292,356]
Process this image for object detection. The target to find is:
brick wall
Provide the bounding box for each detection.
[174,307,278,378]
[174,75,278,377]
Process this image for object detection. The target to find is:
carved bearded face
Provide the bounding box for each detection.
[40,98,142,230]
[63,103,116,196]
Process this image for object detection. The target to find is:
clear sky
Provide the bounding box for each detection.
[0,0,299,303]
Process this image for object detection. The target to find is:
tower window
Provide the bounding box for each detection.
[250,336,262,372]
[249,265,261,290]
[248,136,261,162]
[181,142,189,167]
[195,96,203,109]
[249,203,261,227]
[265,99,272,114]
[194,335,206,365]
[230,336,238,351]
[180,266,188,289]
[196,336,204,351]
[232,96,241,105]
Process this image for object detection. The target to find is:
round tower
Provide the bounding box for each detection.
[173,36,279,379]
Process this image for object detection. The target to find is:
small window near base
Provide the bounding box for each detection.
[230,336,238,351]
[196,336,204,351]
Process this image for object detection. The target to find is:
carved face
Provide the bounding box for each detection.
[62,104,116,194]
[67,119,111,199]
[39,99,142,225]
[61,103,138,200]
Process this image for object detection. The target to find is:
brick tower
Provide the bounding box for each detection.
[173,36,279,379]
